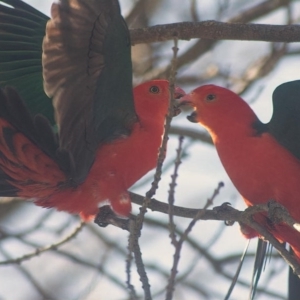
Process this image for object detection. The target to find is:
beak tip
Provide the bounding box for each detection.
[174,86,186,99]
[187,111,198,123]
[178,93,193,107]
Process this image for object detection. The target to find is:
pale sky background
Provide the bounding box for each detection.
[1,1,300,299]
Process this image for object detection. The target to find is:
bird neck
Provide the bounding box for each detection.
[137,112,166,132]
[201,99,259,145]
[207,118,259,146]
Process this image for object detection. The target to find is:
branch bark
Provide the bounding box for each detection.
[130,22,300,44]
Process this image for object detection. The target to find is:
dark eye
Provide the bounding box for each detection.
[206,94,216,101]
[149,86,160,94]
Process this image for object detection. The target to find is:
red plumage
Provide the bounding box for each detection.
[181,84,300,260]
[0,80,177,221]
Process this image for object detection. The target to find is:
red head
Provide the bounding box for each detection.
[180,84,258,139]
[133,80,184,122]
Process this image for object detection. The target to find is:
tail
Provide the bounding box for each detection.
[249,239,269,299]
[288,248,300,300]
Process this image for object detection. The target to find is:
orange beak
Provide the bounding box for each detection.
[178,93,193,106]
[174,86,186,99]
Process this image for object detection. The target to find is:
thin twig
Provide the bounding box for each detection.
[129,192,300,277]
[126,39,180,300]
[0,221,84,265]
[166,182,224,300]
[126,220,139,300]
[168,136,184,246]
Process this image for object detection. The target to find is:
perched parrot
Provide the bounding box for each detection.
[180,81,300,298]
[0,0,184,221]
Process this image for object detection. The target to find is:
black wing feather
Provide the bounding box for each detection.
[0,86,74,178]
[0,86,69,195]
[268,80,300,160]
[0,0,54,124]
[43,0,137,184]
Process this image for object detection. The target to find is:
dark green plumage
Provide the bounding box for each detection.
[252,80,300,160]
[42,0,137,183]
[0,0,54,124]
[0,0,137,184]
[269,80,300,160]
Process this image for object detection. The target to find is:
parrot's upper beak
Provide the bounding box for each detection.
[173,86,186,117]
[174,86,186,99]
[178,93,193,107]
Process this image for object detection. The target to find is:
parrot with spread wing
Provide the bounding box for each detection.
[0,0,184,220]
[180,81,300,299]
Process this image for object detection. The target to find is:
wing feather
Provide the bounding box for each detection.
[43,0,137,184]
[0,86,69,198]
[268,80,300,160]
[0,0,54,124]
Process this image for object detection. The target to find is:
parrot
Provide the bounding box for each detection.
[0,0,184,221]
[180,80,300,299]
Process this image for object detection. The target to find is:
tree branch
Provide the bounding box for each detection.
[0,221,84,265]
[131,0,291,82]
[130,22,300,44]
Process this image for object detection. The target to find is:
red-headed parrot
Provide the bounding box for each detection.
[180,81,300,299]
[0,0,184,220]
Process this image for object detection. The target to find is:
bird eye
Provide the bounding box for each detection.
[206,94,216,101]
[149,86,160,94]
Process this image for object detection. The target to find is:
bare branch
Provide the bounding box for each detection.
[167,136,184,246]
[0,221,84,265]
[166,182,223,300]
[131,22,300,44]
[126,38,180,300]
[137,0,290,80]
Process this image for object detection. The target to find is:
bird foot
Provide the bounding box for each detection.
[94,205,115,227]
[267,200,290,224]
[94,205,130,231]
[267,200,300,233]
[213,202,234,213]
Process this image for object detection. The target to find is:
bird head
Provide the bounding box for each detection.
[179,84,258,135]
[179,84,224,122]
[133,80,185,120]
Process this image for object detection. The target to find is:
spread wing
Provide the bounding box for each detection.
[0,0,55,124]
[43,0,137,184]
[267,80,300,160]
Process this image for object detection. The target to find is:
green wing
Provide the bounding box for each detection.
[43,0,137,184]
[0,0,55,124]
[0,0,137,185]
[268,80,300,160]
